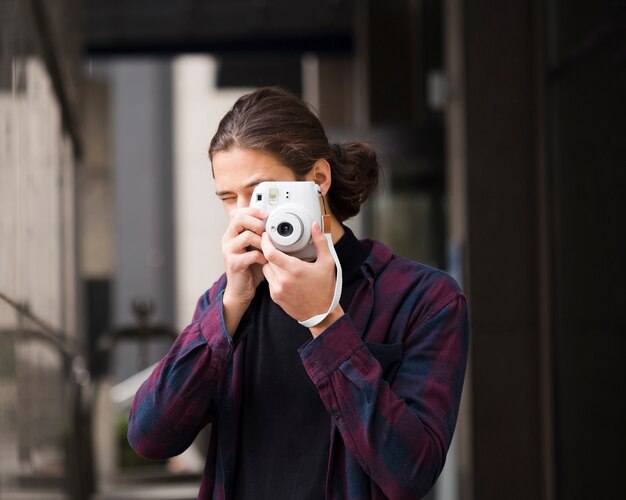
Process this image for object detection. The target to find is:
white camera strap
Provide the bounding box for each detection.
[298,231,343,329]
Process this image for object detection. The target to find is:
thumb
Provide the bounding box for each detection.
[311,221,331,261]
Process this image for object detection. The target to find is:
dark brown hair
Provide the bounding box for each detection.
[209,86,380,222]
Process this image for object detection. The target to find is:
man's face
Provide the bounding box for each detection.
[213,147,298,217]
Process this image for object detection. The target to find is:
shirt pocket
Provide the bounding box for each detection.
[364,341,403,381]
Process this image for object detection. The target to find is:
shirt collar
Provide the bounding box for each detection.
[334,225,371,281]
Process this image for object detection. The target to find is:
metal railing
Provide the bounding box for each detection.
[0,293,93,500]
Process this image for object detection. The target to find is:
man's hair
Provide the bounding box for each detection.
[209,86,380,222]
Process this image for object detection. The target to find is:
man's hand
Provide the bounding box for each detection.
[221,207,268,336]
[261,222,344,337]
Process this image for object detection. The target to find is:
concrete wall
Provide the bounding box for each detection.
[90,59,175,380]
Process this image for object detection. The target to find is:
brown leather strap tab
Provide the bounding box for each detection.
[322,214,332,234]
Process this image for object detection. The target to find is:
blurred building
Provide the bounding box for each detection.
[0,0,91,498]
[1,0,624,499]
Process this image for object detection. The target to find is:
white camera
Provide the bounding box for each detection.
[250,181,322,261]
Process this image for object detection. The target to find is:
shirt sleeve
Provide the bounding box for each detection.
[127,284,234,460]
[298,292,469,499]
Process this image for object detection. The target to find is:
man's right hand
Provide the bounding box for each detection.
[221,207,267,336]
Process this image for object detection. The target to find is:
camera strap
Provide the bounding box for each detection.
[298,232,343,329]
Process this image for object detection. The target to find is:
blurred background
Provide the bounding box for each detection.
[1,0,625,499]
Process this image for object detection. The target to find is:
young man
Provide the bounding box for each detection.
[128,87,469,500]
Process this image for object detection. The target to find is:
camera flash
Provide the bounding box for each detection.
[269,187,279,205]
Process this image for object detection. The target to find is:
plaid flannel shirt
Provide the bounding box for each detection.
[128,239,469,499]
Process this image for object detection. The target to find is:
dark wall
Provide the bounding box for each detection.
[464,0,626,499]
[547,2,626,498]
[464,0,544,498]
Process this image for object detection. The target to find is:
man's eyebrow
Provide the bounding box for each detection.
[215,178,276,197]
[215,188,234,197]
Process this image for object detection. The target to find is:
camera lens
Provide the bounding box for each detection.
[277,222,293,237]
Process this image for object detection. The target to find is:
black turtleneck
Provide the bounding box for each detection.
[233,225,370,500]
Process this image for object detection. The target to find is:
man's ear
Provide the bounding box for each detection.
[307,158,332,195]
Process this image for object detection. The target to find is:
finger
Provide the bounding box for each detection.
[233,231,261,252]
[229,213,266,237]
[230,206,267,221]
[223,230,261,257]
[226,210,267,238]
[241,249,268,267]
[310,221,332,263]
[261,261,278,284]
[224,223,265,254]
[260,232,295,269]
[227,249,267,271]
